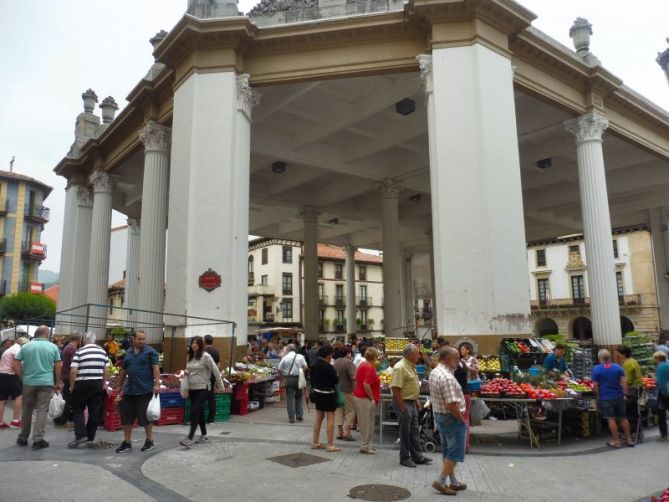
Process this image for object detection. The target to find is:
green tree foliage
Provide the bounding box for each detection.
[0,293,56,323]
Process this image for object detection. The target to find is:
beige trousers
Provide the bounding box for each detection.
[335,391,357,427]
[354,395,376,450]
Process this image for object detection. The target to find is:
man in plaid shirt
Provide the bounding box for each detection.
[429,347,467,495]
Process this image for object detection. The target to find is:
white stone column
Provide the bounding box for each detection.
[55,183,78,332]
[138,121,171,343]
[302,206,320,340]
[62,186,93,331]
[86,171,116,336]
[344,245,357,340]
[402,248,414,331]
[124,218,141,327]
[380,179,403,337]
[426,230,438,331]
[164,70,257,371]
[649,208,669,330]
[419,49,532,338]
[565,112,621,345]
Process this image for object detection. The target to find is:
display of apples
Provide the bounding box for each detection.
[481,378,525,397]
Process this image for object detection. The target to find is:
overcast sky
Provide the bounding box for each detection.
[0,0,667,273]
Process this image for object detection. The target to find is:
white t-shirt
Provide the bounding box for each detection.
[353,353,364,368]
[0,344,21,375]
[278,352,307,376]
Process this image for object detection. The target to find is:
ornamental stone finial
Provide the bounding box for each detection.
[236,74,261,119]
[564,111,609,144]
[658,38,669,82]
[416,54,433,94]
[139,120,171,152]
[100,96,119,124]
[301,205,321,223]
[150,30,168,49]
[569,17,600,65]
[82,89,98,113]
[89,170,118,193]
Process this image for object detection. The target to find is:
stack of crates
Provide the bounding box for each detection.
[232,383,249,415]
[156,390,185,426]
[104,389,122,431]
[184,392,232,423]
[249,381,273,409]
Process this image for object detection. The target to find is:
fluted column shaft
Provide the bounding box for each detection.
[344,245,357,340]
[124,218,141,327]
[55,184,78,332]
[402,249,414,330]
[565,112,621,345]
[87,171,116,335]
[380,179,403,337]
[426,231,438,331]
[303,207,320,340]
[68,186,93,331]
[138,121,171,342]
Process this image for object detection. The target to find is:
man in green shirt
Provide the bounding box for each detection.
[618,345,642,436]
[15,326,62,450]
[391,344,432,468]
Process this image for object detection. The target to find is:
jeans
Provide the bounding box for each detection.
[656,394,669,437]
[188,389,208,439]
[285,378,303,422]
[19,385,53,443]
[393,400,423,462]
[71,380,104,441]
[207,388,217,423]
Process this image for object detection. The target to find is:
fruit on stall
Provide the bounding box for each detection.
[642,377,656,390]
[479,356,501,373]
[386,338,411,352]
[481,378,525,397]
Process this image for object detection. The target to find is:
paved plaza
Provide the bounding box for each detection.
[0,402,666,502]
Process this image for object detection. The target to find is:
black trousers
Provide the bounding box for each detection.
[71,380,103,441]
[188,389,209,439]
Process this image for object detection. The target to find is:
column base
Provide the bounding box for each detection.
[162,337,246,373]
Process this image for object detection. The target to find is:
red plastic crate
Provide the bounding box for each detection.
[234,383,249,398]
[231,397,249,415]
[103,409,138,431]
[156,407,185,426]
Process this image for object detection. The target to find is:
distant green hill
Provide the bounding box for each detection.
[38,269,59,287]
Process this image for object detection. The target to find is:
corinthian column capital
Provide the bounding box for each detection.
[139,120,171,152]
[75,186,93,208]
[89,170,117,194]
[564,111,609,144]
[417,54,433,94]
[378,178,400,199]
[237,74,261,119]
[301,205,321,223]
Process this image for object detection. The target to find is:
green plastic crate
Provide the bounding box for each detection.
[184,393,231,423]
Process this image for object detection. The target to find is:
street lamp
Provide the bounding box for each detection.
[658,38,669,84]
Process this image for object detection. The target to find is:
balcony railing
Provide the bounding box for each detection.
[21,242,47,261]
[335,324,345,333]
[248,272,254,286]
[531,295,643,309]
[356,296,372,306]
[334,296,346,306]
[24,205,50,223]
[263,314,275,322]
[0,199,8,215]
[0,239,6,254]
[319,295,328,305]
[358,324,369,333]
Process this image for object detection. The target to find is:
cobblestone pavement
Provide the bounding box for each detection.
[0,403,666,502]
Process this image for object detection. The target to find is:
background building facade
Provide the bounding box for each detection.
[528,227,659,339]
[0,170,51,296]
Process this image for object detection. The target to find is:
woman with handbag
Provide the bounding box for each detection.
[180,336,224,448]
[310,345,341,452]
[278,344,307,423]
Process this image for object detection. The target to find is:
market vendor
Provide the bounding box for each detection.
[543,344,569,376]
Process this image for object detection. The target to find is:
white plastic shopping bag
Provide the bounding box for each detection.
[47,392,65,419]
[298,368,307,390]
[146,393,161,422]
[180,377,189,399]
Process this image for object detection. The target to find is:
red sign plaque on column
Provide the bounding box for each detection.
[198,268,222,292]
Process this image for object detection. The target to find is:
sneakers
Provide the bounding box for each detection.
[180,438,193,448]
[16,437,27,447]
[194,436,209,444]
[8,420,21,429]
[415,456,433,465]
[141,440,155,452]
[400,459,417,468]
[68,438,89,449]
[0,423,8,429]
[115,441,132,453]
[31,440,49,450]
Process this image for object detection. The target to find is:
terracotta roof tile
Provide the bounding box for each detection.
[317,244,382,264]
[0,170,52,195]
[108,278,126,290]
[42,285,59,302]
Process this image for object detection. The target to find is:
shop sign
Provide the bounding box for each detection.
[198,268,221,292]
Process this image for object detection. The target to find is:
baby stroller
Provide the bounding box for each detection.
[418,400,441,454]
